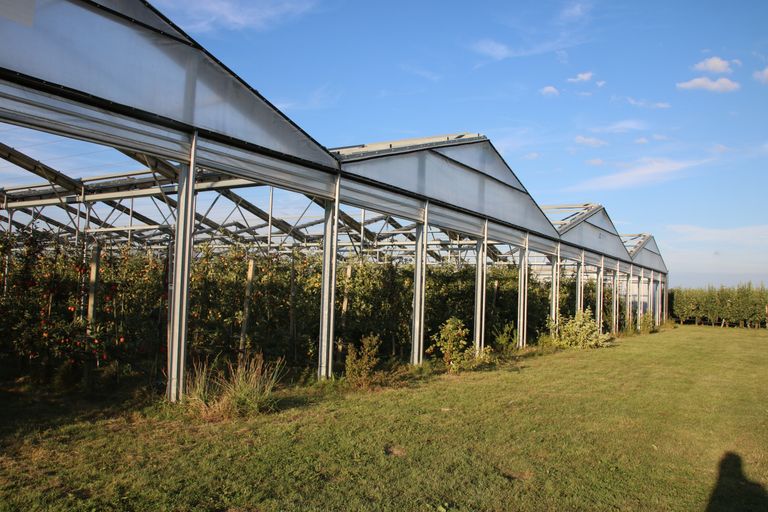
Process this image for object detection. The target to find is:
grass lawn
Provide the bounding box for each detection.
[1,325,766,511]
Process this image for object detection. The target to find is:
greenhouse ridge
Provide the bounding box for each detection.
[0,1,667,401]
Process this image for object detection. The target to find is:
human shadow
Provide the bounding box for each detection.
[706,452,768,512]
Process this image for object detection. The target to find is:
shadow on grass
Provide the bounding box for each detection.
[0,377,154,442]
[706,452,768,512]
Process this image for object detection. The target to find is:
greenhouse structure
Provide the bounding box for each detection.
[0,1,668,401]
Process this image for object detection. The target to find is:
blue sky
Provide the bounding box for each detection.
[2,0,766,287]
[152,0,767,287]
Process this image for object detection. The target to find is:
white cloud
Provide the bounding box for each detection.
[592,119,646,133]
[540,85,560,96]
[570,157,708,190]
[401,64,441,82]
[154,0,315,32]
[523,152,540,160]
[693,56,734,74]
[556,50,569,64]
[634,137,649,144]
[274,84,341,111]
[586,158,604,166]
[567,71,593,83]
[577,91,593,97]
[627,97,671,109]
[471,39,512,61]
[574,135,607,147]
[596,80,606,87]
[559,2,591,22]
[711,143,729,153]
[676,77,740,92]
[754,66,768,84]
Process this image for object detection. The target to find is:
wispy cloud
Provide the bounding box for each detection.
[401,64,441,82]
[626,97,671,109]
[676,77,740,92]
[754,66,768,84]
[540,85,560,96]
[596,80,606,87]
[634,137,649,144]
[567,71,593,83]
[154,0,315,32]
[574,135,607,147]
[570,157,708,191]
[586,158,604,166]
[558,2,592,23]
[592,119,646,133]
[274,84,341,111]
[523,152,541,160]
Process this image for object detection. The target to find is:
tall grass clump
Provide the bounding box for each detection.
[184,354,284,420]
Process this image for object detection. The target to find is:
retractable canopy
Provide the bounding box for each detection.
[0,0,338,170]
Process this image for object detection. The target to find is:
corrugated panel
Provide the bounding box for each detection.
[428,204,485,237]
[0,79,190,160]
[339,178,424,221]
[487,222,525,246]
[196,137,336,199]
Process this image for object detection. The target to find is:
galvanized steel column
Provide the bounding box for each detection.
[626,267,633,330]
[167,131,198,402]
[636,269,643,330]
[649,270,655,326]
[410,202,429,365]
[473,220,488,356]
[611,263,620,334]
[596,256,604,333]
[517,235,529,348]
[317,175,340,379]
[549,243,561,326]
[576,250,585,312]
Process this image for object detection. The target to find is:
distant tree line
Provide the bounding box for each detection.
[670,285,768,328]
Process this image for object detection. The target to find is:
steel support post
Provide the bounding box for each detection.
[636,270,643,330]
[596,257,605,333]
[317,176,341,379]
[549,244,561,326]
[611,265,620,334]
[516,236,529,348]
[648,270,655,326]
[410,202,429,365]
[576,251,585,312]
[473,220,488,356]
[167,131,198,403]
[626,268,633,330]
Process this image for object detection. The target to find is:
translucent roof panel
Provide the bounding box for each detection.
[543,204,631,262]
[0,0,337,169]
[337,137,559,239]
[626,235,668,274]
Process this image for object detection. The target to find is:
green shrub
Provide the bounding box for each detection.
[550,308,611,349]
[638,313,656,335]
[491,322,516,357]
[345,334,382,389]
[426,317,492,373]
